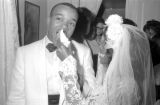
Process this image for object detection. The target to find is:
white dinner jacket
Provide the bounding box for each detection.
[7,36,95,105]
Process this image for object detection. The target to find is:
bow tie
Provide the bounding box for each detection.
[46,43,57,52]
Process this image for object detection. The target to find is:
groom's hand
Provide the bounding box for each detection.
[56,45,72,61]
[56,39,75,61]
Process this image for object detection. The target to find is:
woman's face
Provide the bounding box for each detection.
[145,28,156,40]
[96,22,104,36]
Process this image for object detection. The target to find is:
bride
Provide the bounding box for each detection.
[58,14,156,105]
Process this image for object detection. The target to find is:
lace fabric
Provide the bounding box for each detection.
[59,55,97,105]
[59,24,156,105]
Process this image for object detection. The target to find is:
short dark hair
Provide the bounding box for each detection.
[143,19,160,38]
[71,7,95,42]
[50,2,78,17]
[94,17,105,26]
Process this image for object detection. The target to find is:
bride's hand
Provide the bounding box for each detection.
[59,71,64,80]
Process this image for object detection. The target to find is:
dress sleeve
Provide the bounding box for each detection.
[59,55,93,105]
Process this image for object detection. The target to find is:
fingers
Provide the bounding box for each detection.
[56,44,72,61]
[56,46,67,61]
[56,38,62,48]
[56,49,63,61]
[60,45,70,56]
[58,71,64,80]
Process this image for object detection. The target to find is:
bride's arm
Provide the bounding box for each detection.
[59,55,85,104]
[59,54,99,105]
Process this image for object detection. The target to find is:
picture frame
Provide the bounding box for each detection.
[24,1,40,45]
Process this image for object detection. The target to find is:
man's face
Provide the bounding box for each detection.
[48,5,78,45]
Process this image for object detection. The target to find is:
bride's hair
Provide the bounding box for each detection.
[102,14,156,105]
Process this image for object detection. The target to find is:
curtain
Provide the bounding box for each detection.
[125,0,160,30]
[0,0,19,105]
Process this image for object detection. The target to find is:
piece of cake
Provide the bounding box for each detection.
[59,29,70,47]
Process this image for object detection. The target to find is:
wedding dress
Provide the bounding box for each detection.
[59,15,156,105]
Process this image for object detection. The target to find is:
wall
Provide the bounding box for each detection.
[102,0,126,19]
[103,0,125,9]
[47,0,102,17]
[142,1,160,28]
[126,0,160,29]
[19,0,47,45]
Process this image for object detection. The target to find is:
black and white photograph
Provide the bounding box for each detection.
[1,0,160,105]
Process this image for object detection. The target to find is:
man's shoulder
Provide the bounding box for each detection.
[18,38,44,53]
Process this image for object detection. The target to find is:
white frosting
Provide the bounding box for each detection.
[60,29,70,47]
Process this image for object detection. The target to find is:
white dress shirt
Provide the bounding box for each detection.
[45,36,62,95]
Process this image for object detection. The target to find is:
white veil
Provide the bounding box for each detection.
[59,14,156,105]
[100,15,156,105]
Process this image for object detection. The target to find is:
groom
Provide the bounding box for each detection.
[7,2,95,105]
